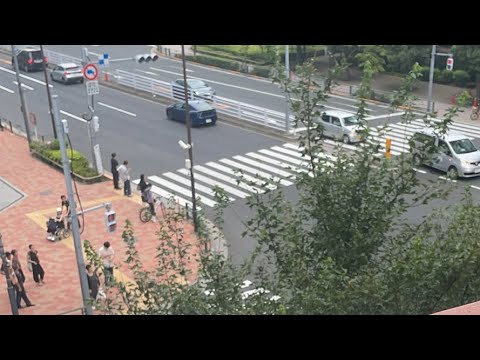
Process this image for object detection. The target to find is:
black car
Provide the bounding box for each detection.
[12,47,47,72]
[166,100,217,127]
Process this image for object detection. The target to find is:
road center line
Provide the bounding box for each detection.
[0,84,14,93]
[60,110,87,123]
[149,66,284,98]
[97,102,137,117]
[470,185,480,191]
[0,66,53,88]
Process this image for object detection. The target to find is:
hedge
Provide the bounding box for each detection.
[30,140,98,178]
[417,65,470,87]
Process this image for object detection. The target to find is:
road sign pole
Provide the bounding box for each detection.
[12,45,32,146]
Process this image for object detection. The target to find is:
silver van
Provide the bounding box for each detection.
[411,127,480,179]
[316,110,363,144]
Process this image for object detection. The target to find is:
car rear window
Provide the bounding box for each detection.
[188,79,206,88]
[191,102,213,112]
[31,51,43,60]
[66,66,80,71]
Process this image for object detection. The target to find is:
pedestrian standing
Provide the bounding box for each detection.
[111,153,121,190]
[99,241,115,286]
[86,264,100,301]
[6,252,34,309]
[117,160,132,197]
[137,174,148,195]
[11,249,25,283]
[27,245,45,286]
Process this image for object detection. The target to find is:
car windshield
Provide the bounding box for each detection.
[190,102,212,112]
[449,139,477,154]
[188,79,207,89]
[343,116,359,126]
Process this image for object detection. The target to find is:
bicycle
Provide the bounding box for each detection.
[139,196,168,223]
[471,107,479,121]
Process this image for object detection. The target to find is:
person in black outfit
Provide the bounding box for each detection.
[111,153,121,190]
[11,249,26,284]
[138,174,148,200]
[27,244,45,285]
[86,264,100,301]
[6,253,34,309]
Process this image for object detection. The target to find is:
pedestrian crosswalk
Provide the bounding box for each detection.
[132,119,480,209]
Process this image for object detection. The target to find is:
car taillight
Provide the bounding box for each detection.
[27,59,33,65]
[44,57,48,63]
[64,72,69,76]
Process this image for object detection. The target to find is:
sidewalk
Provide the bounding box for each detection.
[0,130,199,315]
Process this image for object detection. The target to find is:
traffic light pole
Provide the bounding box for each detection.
[51,94,93,316]
[427,45,454,113]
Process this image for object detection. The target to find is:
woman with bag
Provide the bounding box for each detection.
[27,244,45,285]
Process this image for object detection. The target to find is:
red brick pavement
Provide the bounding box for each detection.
[0,130,200,315]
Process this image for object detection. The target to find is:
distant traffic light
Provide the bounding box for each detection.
[135,54,159,63]
[446,57,454,71]
[104,210,117,233]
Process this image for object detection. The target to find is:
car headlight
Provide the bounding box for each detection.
[461,160,473,166]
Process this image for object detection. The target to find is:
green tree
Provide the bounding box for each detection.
[452,45,480,98]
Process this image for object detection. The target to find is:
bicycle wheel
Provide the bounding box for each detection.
[139,207,152,223]
[62,228,71,238]
[471,111,479,120]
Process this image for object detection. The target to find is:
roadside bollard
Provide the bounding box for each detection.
[385,138,392,159]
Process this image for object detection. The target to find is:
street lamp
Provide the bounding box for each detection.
[180,45,199,234]
[39,45,57,139]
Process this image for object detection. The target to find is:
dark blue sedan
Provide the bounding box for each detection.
[166,100,217,127]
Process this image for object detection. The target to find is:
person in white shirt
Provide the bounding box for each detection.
[117,160,132,197]
[99,241,115,286]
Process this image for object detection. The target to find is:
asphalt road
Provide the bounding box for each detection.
[43,45,395,118]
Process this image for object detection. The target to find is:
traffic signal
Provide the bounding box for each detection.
[135,54,159,63]
[446,57,454,71]
[104,210,117,233]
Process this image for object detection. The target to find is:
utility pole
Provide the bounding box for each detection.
[181,45,198,233]
[11,45,32,145]
[285,45,291,133]
[427,45,436,114]
[39,45,57,139]
[51,94,93,315]
[0,232,19,315]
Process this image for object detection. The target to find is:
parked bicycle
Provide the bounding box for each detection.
[471,107,479,120]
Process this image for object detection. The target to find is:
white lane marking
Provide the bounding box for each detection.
[438,176,457,183]
[205,162,278,191]
[0,66,53,87]
[134,69,159,76]
[233,155,295,179]
[170,65,193,72]
[219,158,292,186]
[177,168,249,199]
[163,172,235,202]
[13,81,34,91]
[60,110,87,123]
[194,165,262,194]
[149,175,217,207]
[0,84,14,93]
[97,102,137,117]
[471,185,480,191]
[412,168,427,174]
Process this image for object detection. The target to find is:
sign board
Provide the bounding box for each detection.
[99,53,110,67]
[86,80,100,96]
[83,63,99,81]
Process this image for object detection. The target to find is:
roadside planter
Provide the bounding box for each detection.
[30,140,106,184]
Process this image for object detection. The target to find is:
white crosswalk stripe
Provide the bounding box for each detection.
[219,158,293,186]
[132,179,198,210]
[205,162,278,191]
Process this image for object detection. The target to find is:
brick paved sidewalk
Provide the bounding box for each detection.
[0,130,199,315]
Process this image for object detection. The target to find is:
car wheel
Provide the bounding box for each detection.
[50,73,55,81]
[62,77,68,85]
[166,110,172,120]
[342,135,350,144]
[447,166,459,180]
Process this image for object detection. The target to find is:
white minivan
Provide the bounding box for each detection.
[411,127,480,179]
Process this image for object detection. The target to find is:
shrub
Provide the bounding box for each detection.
[183,54,239,72]
[31,141,98,178]
[418,66,430,82]
[453,70,470,87]
[250,65,272,78]
[49,139,60,150]
[437,70,454,85]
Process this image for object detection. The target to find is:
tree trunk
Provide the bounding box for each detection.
[476,73,480,100]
